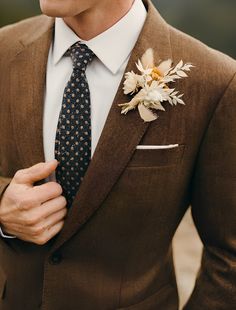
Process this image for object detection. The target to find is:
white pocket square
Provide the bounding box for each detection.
[136,144,179,150]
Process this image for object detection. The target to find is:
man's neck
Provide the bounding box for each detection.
[63,0,134,41]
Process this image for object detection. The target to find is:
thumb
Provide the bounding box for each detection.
[14,160,58,185]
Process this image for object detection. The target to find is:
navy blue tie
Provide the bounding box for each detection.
[55,42,95,207]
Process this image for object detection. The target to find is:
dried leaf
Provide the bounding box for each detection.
[158,59,172,75]
[177,98,185,105]
[182,64,194,71]
[152,102,166,111]
[172,75,182,80]
[176,60,183,70]
[119,97,140,114]
[141,48,154,69]
[172,98,177,105]
[177,70,188,77]
[138,104,158,122]
[162,76,175,83]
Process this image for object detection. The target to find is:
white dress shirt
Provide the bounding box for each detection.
[43,0,147,161]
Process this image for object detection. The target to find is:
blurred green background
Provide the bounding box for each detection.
[0,0,235,58]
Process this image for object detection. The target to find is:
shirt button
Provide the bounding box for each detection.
[49,252,62,265]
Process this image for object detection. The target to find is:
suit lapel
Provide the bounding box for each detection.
[9,17,54,168]
[51,0,172,252]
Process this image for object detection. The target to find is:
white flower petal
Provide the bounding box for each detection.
[158,59,172,75]
[141,48,154,69]
[123,71,140,94]
[138,104,158,122]
[136,59,152,75]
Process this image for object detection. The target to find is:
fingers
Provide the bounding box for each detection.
[31,195,67,219]
[32,182,63,204]
[38,221,65,245]
[16,195,67,226]
[3,203,67,245]
[3,182,64,214]
[13,160,58,185]
[40,208,67,232]
[30,210,66,245]
[0,160,68,245]
[15,220,65,245]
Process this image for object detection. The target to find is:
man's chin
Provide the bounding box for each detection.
[41,10,68,18]
[39,1,70,18]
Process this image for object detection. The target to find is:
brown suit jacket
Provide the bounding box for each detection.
[0,1,236,309]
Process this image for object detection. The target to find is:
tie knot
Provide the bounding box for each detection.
[69,42,95,71]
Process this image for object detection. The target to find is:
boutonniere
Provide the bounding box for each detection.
[118,48,194,122]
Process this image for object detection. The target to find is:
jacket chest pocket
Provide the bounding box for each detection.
[127,144,185,168]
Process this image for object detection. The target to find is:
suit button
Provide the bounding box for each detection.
[49,252,62,265]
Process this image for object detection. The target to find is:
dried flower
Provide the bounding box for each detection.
[119,48,194,122]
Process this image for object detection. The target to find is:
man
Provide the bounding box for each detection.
[0,0,235,309]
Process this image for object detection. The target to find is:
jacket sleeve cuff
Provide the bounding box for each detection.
[0,226,16,239]
[0,178,16,238]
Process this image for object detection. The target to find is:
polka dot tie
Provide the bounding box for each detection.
[55,42,95,208]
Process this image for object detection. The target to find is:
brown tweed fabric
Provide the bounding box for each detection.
[0,1,236,309]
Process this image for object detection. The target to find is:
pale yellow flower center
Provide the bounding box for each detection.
[151,67,163,80]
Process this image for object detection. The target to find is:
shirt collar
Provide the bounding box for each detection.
[53,0,147,74]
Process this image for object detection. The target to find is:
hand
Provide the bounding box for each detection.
[0,160,67,245]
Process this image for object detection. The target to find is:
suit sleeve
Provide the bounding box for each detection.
[184,73,236,309]
[0,177,11,200]
[0,176,15,238]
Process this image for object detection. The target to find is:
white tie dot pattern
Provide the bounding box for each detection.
[55,42,95,207]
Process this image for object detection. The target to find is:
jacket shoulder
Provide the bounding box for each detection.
[0,15,53,60]
[169,25,236,93]
[0,15,51,39]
